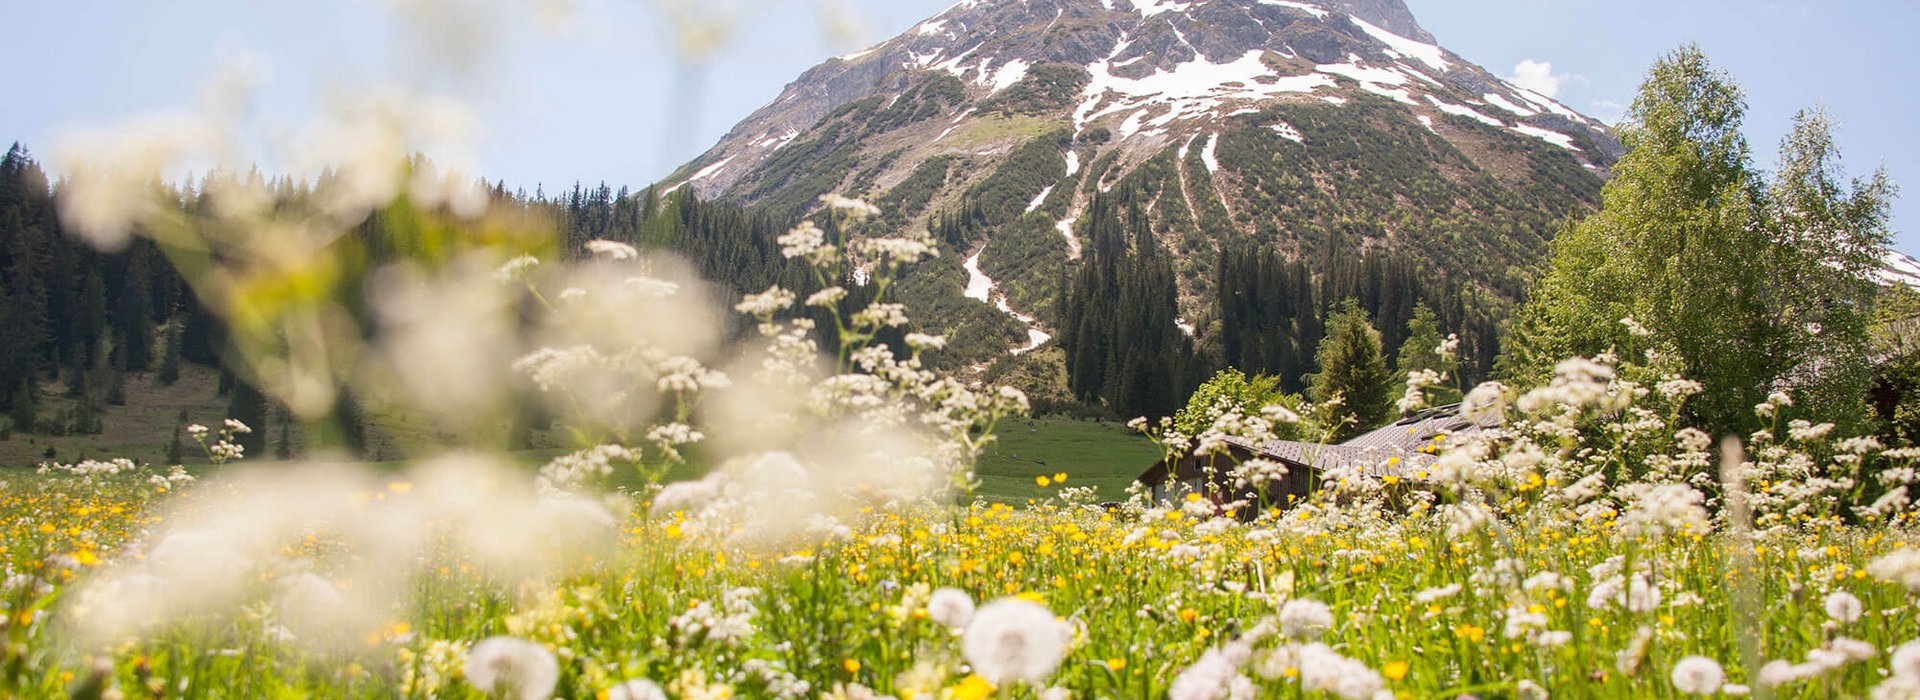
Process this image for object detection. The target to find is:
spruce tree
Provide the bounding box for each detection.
[1309,298,1392,439]
[226,377,269,460]
[1396,304,1446,375]
[158,320,182,385]
[1397,304,1463,407]
[165,410,187,465]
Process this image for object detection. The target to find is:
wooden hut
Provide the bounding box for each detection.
[1134,403,1492,515]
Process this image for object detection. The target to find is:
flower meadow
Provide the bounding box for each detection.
[0,190,1918,699]
[9,22,1920,695]
[5,425,1920,699]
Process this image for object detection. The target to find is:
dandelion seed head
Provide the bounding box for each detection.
[464,636,559,700]
[1824,591,1863,623]
[928,587,975,630]
[961,598,1067,685]
[1670,655,1724,695]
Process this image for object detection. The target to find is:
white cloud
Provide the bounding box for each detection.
[1505,59,1573,99]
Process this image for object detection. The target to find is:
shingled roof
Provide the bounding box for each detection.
[1218,403,1492,479]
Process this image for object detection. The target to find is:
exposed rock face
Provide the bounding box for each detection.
[673,0,1619,200]
[662,0,1632,358]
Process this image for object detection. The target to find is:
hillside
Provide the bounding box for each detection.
[662,0,1623,368]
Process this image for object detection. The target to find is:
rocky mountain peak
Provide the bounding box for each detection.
[655,0,1629,360]
[1323,0,1433,43]
[671,0,1618,200]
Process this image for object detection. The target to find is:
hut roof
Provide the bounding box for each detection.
[1174,404,1492,480]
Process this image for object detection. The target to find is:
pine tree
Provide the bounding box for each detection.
[1396,304,1446,375]
[1309,298,1392,439]
[1396,303,1462,407]
[276,409,292,460]
[158,319,182,385]
[165,409,187,465]
[226,377,269,459]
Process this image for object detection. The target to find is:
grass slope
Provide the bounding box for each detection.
[974,418,1162,504]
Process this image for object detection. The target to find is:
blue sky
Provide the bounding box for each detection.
[1,0,1912,248]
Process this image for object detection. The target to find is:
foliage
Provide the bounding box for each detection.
[1057,193,1201,421]
[1171,368,1301,439]
[1307,299,1392,439]
[978,64,1092,116]
[1395,303,1463,407]
[1499,45,1896,433]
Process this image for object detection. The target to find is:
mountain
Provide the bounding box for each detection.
[662,0,1627,363]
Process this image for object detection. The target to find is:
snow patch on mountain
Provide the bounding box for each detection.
[1511,123,1578,151]
[1482,92,1537,117]
[690,156,735,182]
[1508,85,1581,121]
[1078,48,1335,136]
[1349,17,1448,71]
[987,59,1030,94]
[751,129,800,151]
[1130,0,1194,17]
[1317,61,1407,86]
[1880,250,1920,289]
[1425,95,1503,127]
[963,249,995,302]
[964,247,1053,355]
[1361,82,1416,105]
[1057,212,1083,258]
[1201,133,1223,170]
[1271,121,1304,143]
[1026,185,1054,213]
[1257,0,1329,18]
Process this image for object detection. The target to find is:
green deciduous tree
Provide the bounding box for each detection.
[1499,45,1895,431]
[1172,368,1303,438]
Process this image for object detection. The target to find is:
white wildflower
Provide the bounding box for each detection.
[1415,584,1462,603]
[1892,641,1920,678]
[1460,381,1509,424]
[1277,598,1333,640]
[851,303,910,328]
[1869,549,1920,593]
[737,286,796,317]
[464,637,559,700]
[778,221,831,260]
[806,286,847,308]
[962,598,1068,685]
[905,333,947,351]
[927,588,975,630]
[1824,591,1864,623]
[585,239,638,261]
[1618,482,1709,537]
[1168,647,1243,700]
[819,193,882,219]
[605,679,668,700]
[1666,655,1728,694]
[494,254,540,284]
[859,236,935,264]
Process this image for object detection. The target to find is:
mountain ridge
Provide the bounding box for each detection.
[673,0,1621,202]
[654,0,1633,366]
